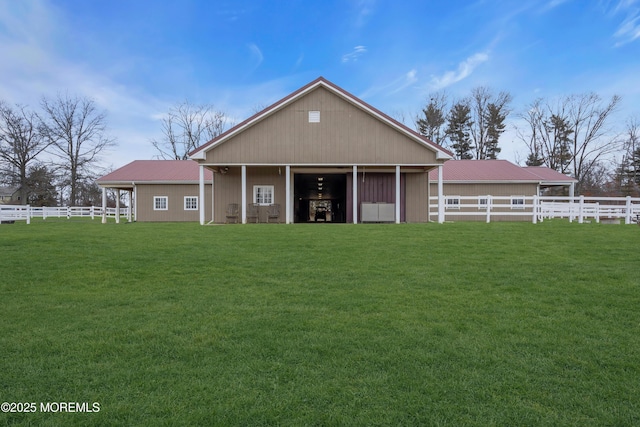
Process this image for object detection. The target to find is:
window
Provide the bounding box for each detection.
[511,196,525,209]
[478,196,489,210]
[154,196,168,211]
[253,185,274,206]
[308,110,320,123]
[184,196,198,210]
[445,196,460,210]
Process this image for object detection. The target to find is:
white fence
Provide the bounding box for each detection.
[429,195,640,224]
[1,205,129,224]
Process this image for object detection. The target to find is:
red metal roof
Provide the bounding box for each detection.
[97,160,213,183]
[428,160,576,182]
[523,166,576,182]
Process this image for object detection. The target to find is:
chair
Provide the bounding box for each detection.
[225,203,239,223]
[246,203,260,223]
[266,204,280,223]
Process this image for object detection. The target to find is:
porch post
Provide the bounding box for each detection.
[101,187,107,224]
[352,165,358,224]
[437,164,444,223]
[133,184,137,222]
[211,172,216,222]
[395,165,401,224]
[241,165,247,224]
[115,189,120,223]
[285,165,291,224]
[199,165,205,225]
[127,190,132,222]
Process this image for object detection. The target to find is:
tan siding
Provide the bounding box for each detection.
[213,167,285,223]
[206,87,438,165]
[405,172,429,222]
[136,184,212,222]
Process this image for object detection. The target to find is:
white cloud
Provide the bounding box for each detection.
[247,43,264,68]
[610,0,640,46]
[353,0,376,28]
[341,45,367,63]
[389,69,418,94]
[359,69,419,99]
[428,52,489,90]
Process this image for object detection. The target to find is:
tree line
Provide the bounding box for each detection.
[0,94,115,206]
[3,87,638,207]
[414,88,639,195]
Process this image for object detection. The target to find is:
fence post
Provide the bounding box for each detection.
[578,195,584,224]
[26,205,31,225]
[532,196,537,224]
[596,203,600,223]
[66,206,71,220]
[624,196,631,224]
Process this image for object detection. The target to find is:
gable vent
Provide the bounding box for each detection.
[308,110,320,123]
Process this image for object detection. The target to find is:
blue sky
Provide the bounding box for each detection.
[1,0,639,169]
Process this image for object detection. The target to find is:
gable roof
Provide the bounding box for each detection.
[428,160,577,183]
[188,76,453,161]
[0,186,20,197]
[97,160,213,185]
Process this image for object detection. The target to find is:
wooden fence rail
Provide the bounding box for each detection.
[1,206,128,224]
[428,195,640,224]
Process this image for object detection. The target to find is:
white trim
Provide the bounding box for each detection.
[308,110,320,123]
[445,196,461,210]
[101,187,107,224]
[511,196,526,210]
[199,165,205,225]
[437,165,444,223]
[353,165,358,224]
[133,184,137,222]
[478,196,490,210]
[115,189,120,223]
[194,163,445,168]
[285,165,291,224]
[153,196,168,211]
[211,174,216,222]
[127,190,132,222]
[253,185,274,206]
[184,196,198,211]
[395,165,400,224]
[241,165,247,224]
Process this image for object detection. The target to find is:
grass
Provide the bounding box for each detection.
[1,219,639,426]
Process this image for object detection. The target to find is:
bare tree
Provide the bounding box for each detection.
[566,93,621,189]
[151,101,231,160]
[516,93,621,192]
[517,98,573,172]
[40,94,115,205]
[0,102,50,204]
[469,87,512,159]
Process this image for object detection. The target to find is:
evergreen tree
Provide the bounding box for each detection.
[484,103,507,159]
[446,102,473,159]
[415,92,447,145]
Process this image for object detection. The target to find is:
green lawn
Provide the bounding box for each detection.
[1,219,639,426]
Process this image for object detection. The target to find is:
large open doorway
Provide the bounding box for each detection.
[294,173,347,223]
